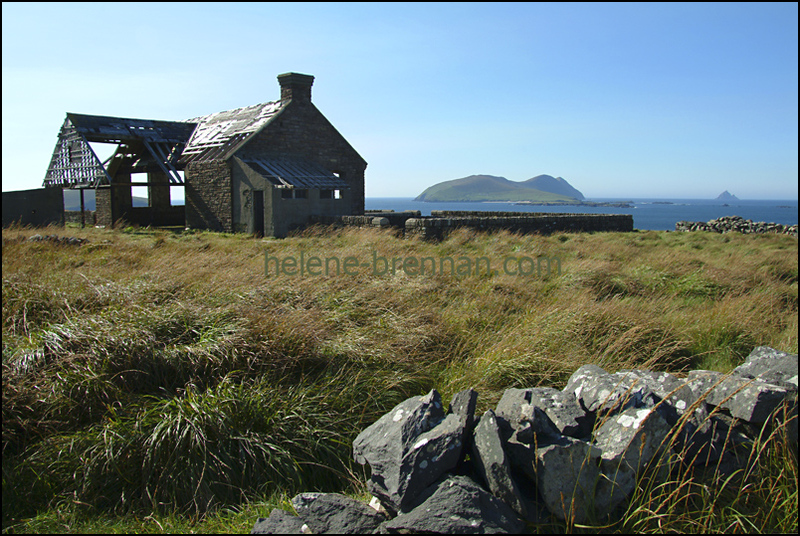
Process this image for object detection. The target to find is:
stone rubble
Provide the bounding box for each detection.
[26,233,88,245]
[252,346,797,533]
[675,215,798,237]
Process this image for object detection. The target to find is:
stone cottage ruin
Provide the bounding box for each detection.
[42,73,367,237]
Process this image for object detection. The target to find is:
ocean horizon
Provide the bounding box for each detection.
[365,197,799,231]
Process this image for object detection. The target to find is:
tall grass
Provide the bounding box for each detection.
[2,224,797,532]
[617,391,797,533]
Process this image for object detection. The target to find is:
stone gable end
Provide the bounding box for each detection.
[235,99,366,217]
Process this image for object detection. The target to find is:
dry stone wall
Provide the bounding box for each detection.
[311,211,422,229]
[311,212,633,239]
[405,213,633,240]
[676,215,797,237]
[252,346,797,534]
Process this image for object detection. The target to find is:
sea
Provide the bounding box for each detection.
[365,198,799,232]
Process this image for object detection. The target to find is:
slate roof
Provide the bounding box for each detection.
[241,157,348,189]
[180,101,284,164]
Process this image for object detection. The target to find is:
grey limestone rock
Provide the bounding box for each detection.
[497,400,564,490]
[565,365,659,417]
[471,409,528,519]
[289,492,386,534]
[251,509,307,534]
[673,402,736,466]
[253,347,797,532]
[352,389,465,513]
[687,370,794,424]
[382,475,526,534]
[676,217,798,237]
[527,386,593,438]
[494,388,561,443]
[448,388,479,471]
[448,388,478,433]
[534,435,604,524]
[614,369,696,426]
[731,346,798,390]
[563,364,608,397]
[593,406,673,509]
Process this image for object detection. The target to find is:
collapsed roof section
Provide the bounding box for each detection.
[43,117,111,188]
[181,101,284,164]
[44,113,197,188]
[43,99,347,190]
[182,100,350,189]
[67,112,197,145]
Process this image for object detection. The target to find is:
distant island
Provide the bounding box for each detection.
[414,174,631,207]
[514,199,634,208]
[716,190,740,202]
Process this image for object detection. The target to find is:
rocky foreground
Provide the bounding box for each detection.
[253,346,797,534]
[676,215,798,236]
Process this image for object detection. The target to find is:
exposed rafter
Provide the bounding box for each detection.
[43,113,196,188]
[44,118,112,188]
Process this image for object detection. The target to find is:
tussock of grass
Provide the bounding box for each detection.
[19,375,360,514]
[2,225,797,533]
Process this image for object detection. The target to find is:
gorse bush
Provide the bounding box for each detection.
[2,224,797,532]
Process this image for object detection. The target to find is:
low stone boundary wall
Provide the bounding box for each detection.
[310,212,633,239]
[64,210,96,225]
[252,346,797,533]
[405,213,634,240]
[310,211,422,230]
[431,210,551,217]
[676,215,798,237]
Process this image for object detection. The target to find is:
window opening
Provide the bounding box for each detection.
[131,173,149,206]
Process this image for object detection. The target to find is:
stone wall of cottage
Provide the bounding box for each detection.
[95,186,112,227]
[235,99,367,217]
[185,161,233,232]
[64,210,96,225]
[95,182,133,228]
[1,187,64,227]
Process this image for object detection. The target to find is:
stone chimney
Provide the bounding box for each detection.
[278,72,314,104]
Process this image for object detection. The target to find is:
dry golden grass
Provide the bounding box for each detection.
[2,223,797,532]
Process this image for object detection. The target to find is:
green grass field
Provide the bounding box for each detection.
[2,223,797,533]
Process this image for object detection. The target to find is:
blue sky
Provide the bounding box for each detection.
[2,2,797,199]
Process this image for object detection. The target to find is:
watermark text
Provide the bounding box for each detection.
[264,251,561,278]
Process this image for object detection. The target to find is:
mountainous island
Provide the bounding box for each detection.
[414,174,632,207]
[716,190,740,202]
